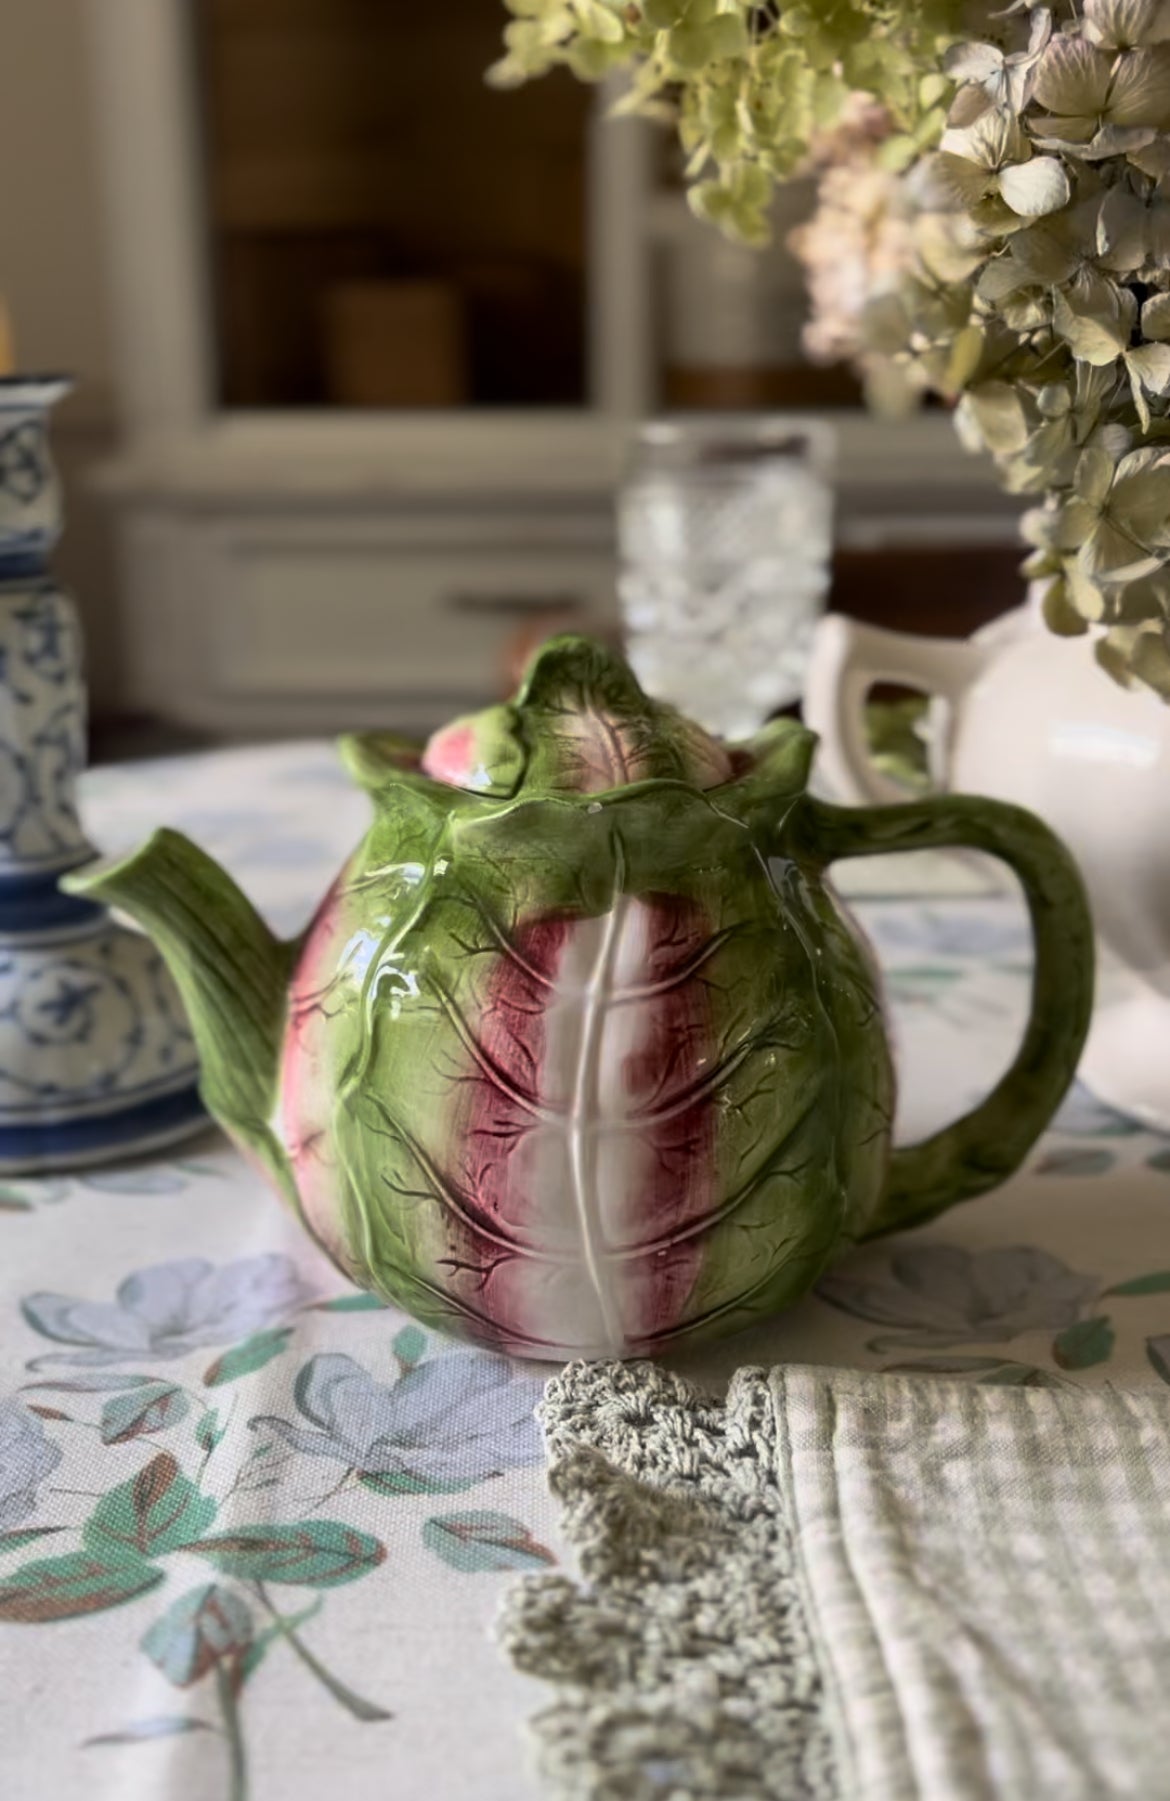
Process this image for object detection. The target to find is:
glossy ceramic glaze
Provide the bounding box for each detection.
[806,604,1170,1127]
[0,379,203,1171]
[68,638,1094,1359]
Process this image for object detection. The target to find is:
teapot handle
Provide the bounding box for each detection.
[804,616,985,805]
[804,794,1094,1240]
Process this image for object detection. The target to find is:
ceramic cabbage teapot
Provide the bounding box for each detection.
[68,638,1093,1360]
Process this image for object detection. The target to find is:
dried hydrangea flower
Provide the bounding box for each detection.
[856,0,1170,692]
[789,109,920,406]
[495,0,1170,693]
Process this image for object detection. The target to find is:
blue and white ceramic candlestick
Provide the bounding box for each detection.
[0,377,204,1170]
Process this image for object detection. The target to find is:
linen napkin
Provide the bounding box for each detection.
[499,1361,1170,1801]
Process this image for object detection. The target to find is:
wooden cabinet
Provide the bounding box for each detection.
[197,0,593,409]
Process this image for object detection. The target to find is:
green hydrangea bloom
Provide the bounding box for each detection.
[491,0,967,243]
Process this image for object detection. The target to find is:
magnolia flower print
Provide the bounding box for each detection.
[818,1244,1100,1348]
[20,1256,312,1366]
[0,1400,62,1530]
[251,1351,544,1494]
[0,1269,550,1796]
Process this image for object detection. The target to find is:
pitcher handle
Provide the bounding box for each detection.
[804,616,985,806]
[803,794,1094,1240]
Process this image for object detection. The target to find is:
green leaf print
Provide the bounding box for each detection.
[1035,1149,1116,1178]
[422,1512,556,1574]
[204,1328,294,1389]
[1053,1316,1116,1370]
[84,1453,217,1562]
[83,1717,215,1748]
[101,1384,190,1445]
[1104,1272,1170,1297]
[195,1409,227,1453]
[1148,1337,1170,1385]
[236,1596,321,1688]
[359,1470,479,1499]
[977,1363,1067,1389]
[186,1522,386,1588]
[244,1584,391,1721]
[141,1583,254,1687]
[0,1527,65,1555]
[23,1373,162,1394]
[0,1552,165,1622]
[392,1325,427,1371]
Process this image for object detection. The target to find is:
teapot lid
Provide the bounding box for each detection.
[342,636,818,823]
[421,637,735,799]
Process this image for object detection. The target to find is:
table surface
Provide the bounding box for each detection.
[1,742,1167,1801]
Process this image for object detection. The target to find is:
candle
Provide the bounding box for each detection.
[0,297,13,376]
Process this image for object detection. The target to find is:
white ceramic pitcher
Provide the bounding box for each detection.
[805,601,1170,1129]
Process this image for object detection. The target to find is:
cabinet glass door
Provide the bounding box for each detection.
[196,0,592,410]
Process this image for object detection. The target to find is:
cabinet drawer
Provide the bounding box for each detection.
[216,545,618,698]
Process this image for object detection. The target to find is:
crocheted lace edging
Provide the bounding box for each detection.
[496,1359,837,1801]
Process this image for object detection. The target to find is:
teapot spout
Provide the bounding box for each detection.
[64,830,295,1167]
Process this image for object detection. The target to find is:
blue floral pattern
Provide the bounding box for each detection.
[251,1351,543,1494]
[818,1245,1100,1349]
[0,574,88,869]
[0,1253,554,1797]
[21,1257,313,1366]
[0,1399,62,1531]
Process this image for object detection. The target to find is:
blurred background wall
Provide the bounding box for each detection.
[0,0,122,717]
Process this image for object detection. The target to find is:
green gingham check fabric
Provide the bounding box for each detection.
[774,1368,1170,1800]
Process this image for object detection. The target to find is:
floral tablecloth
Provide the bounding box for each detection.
[1,743,1167,1801]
